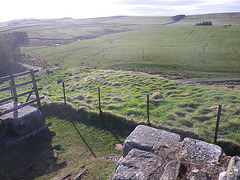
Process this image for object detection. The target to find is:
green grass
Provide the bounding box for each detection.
[0,67,240,179]
[1,13,240,179]
[1,13,240,78]
[2,68,239,143]
[21,25,240,78]
[0,103,137,179]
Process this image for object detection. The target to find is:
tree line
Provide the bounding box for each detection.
[195,21,213,26]
[0,31,29,77]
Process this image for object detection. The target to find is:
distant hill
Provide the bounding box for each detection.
[1,12,239,78]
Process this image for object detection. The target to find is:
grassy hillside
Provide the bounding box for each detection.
[0,67,239,179]
[172,12,240,26]
[1,68,239,143]
[21,25,240,78]
[1,12,240,78]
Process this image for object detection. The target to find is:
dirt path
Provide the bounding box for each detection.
[20,63,43,71]
[177,78,240,82]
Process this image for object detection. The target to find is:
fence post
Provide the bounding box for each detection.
[214,105,222,144]
[62,81,66,110]
[9,74,18,103]
[30,70,41,108]
[98,87,102,115]
[147,94,150,124]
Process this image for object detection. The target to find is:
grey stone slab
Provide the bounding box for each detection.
[0,102,45,136]
[113,148,163,180]
[123,125,181,157]
[227,156,240,180]
[180,137,223,165]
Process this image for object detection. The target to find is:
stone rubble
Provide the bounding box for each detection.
[112,125,240,180]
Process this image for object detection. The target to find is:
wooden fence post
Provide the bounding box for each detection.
[214,105,222,144]
[98,87,102,115]
[62,81,66,110]
[147,94,150,124]
[9,74,18,103]
[30,70,41,108]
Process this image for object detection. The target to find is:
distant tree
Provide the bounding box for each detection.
[0,32,28,76]
[172,15,185,22]
[196,21,212,26]
[12,31,29,45]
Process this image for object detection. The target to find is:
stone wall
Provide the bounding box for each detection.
[0,102,47,146]
[112,125,240,180]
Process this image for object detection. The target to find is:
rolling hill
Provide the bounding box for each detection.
[1,12,240,78]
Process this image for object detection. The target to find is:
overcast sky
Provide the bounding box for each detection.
[1,0,239,22]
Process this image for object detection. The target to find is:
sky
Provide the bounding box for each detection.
[1,0,239,22]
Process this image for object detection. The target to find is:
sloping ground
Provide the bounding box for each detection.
[0,103,239,179]
[175,12,240,26]
[21,25,240,78]
[1,68,239,144]
[0,103,137,179]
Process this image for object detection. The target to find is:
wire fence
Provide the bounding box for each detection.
[59,83,240,143]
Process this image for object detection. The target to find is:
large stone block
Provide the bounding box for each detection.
[123,125,181,157]
[180,137,223,165]
[227,156,240,180]
[0,102,45,136]
[113,148,163,180]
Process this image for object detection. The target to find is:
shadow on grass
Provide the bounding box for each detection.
[0,132,67,180]
[42,102,240,156]
[71,121,97,158]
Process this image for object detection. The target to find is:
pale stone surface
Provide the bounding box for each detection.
[180,137,223,165]
[151,92,164,99]
[227,156,240,180]
[123,125,181,157]
[160,161,182,180]
[0,102,45,136]
[113,148,163,180]
[219,172,227,180]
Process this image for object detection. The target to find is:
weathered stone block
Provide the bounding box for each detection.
[160,161,186,180]
[180,137,223,165]
[0,102,45,136]
[227,156,240,180]
[123,125,181,157]
[113,148,163,180]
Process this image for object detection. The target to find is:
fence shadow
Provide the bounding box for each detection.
[41,102,240,156]
[71,121,97,158]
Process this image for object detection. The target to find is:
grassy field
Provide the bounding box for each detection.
[0,13,240,179]
[0,67,240,179]
[1,12,240,78]
[1,67,239,143]
[21,25,240,78]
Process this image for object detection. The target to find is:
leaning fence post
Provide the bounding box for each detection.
[98,87,102,115]
[62,81,66,110]
[30,70,41,108]
[214,105,222,144]
[147,94,150,124]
